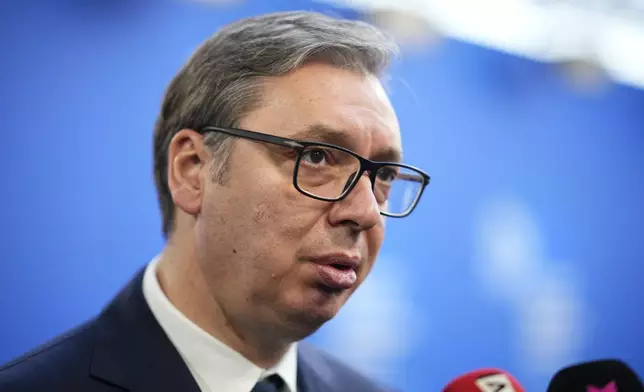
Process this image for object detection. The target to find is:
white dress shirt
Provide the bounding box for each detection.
[142,257,298,392]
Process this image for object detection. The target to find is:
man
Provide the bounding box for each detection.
[0,10,430,392]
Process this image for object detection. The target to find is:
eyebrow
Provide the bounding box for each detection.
[290,123,403,163]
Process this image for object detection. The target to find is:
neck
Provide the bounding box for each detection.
[156,233,291,368]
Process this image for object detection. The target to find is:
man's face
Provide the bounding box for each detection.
[195,63,401,340]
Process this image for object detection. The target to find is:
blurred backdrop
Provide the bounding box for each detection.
[1,1,643,391]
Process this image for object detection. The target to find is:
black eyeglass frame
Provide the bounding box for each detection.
[197,126,431,217]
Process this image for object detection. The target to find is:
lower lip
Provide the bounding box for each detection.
[312,264,357,290]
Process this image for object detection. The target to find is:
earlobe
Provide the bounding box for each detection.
[167,130,209,216]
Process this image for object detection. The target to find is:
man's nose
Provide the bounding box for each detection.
[328,173,381,231]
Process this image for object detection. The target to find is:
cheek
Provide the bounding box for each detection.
[367,220,386,252]
[227,170,322,263]
[251,170,326,233]
[359,225,386,278]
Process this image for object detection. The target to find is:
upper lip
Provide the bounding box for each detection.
[309,253,361,270]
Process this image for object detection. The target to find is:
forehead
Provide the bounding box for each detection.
[240,63,402,160]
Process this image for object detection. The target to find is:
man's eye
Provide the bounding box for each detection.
[301,149,331,165]
[377,167,397,182]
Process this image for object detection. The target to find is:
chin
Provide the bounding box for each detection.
[281,287,350,338]
[283,310,337,341]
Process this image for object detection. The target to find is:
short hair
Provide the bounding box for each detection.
[153,10,399,238]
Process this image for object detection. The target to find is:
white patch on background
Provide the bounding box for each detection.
[474,198,545,301]
[474,196,589,375]
[515,271,588,374]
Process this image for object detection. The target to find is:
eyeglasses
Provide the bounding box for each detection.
[197,126,431,217]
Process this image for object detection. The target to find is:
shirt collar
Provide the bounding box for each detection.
[142,256,298,392]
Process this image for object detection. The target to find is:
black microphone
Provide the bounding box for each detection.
[547,359,644,392]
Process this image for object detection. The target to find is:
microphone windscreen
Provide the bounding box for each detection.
[547,359,644,392]
[442,368,525,392]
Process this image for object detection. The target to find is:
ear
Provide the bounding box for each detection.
[167,129,211,217]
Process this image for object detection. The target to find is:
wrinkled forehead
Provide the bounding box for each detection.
[243,63,402,161]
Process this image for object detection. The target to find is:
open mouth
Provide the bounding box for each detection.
[331,263,353,271]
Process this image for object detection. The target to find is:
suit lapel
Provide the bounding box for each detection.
[296,344,335,392]
[89,267,201,392]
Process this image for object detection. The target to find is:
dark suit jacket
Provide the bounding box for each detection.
[0,267,391,392]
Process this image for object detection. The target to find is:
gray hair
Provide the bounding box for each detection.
[153,10,399,238]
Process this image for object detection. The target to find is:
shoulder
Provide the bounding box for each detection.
[297,342,395,392]
[0,319,98,391]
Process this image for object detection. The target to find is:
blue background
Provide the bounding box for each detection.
[1,1,643,391]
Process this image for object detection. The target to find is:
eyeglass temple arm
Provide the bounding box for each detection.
[396,172,426,183]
